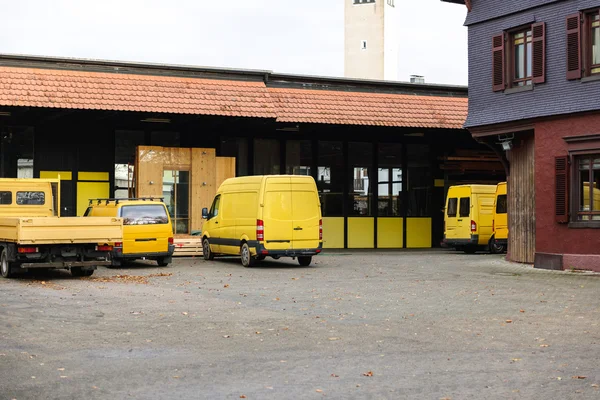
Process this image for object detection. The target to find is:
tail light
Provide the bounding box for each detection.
[319,219,322,241]
[95,245,113,251]
[471,220,477,233]
[257,219,264,241]
[18,246,38,254]
[168,237,174,245]
[114,242,123,248]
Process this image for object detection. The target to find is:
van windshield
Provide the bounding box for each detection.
[120,205,169,225]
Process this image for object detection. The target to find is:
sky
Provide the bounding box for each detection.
[0,0,468,85]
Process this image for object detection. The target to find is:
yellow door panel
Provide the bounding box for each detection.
[120,204,171,255]
[347,218,374,248]
[407,218,431,248]
[291,189,320,249]
[77,182,109,216]
[377,218,403,248]
[263,178,293,251]
[322,217,344,249]
[40,171,72,180]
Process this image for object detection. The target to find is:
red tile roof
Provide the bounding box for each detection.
[0,65,467,129]
[268,87,468,129]
[0,66,277,118]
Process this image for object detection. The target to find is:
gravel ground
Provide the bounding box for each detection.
[1,250,599,400]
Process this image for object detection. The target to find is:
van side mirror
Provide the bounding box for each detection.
[202,207,209,219]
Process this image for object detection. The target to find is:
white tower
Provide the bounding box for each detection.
[344,0,399,81]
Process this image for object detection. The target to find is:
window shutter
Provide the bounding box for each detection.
[555,156,569,223]
[532,22,546,83]
[492,33,506,91]
[566,13,582,80]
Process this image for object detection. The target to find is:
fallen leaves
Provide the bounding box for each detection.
[328,337,341,341]
[223,335,231,338]
[331,374,339,378]
[572,376,587,380]
[89,273,172,285]
[240,395,247,399]
[505,320,513,323]
[539,344,549,348]
[362,371,373,377]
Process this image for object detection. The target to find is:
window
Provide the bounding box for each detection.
[163,170,190,234]
[447,198,458,217]
[349,142,372,216]
[209,195,220,219]
[387,0,394,6]
[496,194,507,214]
[377,143,402,216]
[16,191,45,205]
[361,40,367,50]
[492,22,545,91]
[459,197,470,217]
[318,141,344,216]
[512,28,533,86]
[566,10,600,80]
[575,156,600,221]
[353,0,375,3]
[286,140,312,175]
[254,139,280,175]
[121,205,169,225]
[0,191,11,205]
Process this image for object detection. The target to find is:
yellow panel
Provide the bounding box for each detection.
[322,217,344,249]
[40,171,72,181]
[377,218,403,248]
[347,217,374,249]
[434,179,445,187]
[78,172,109,181]
[77,182,110,216]
[406,218,432,248]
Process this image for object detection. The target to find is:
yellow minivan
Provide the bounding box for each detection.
[201,175,323,267]
[84,198,174,267]
[443,184,496,254]
[490,182,508,253]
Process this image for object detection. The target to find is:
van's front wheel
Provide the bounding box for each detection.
[203,238,214,261]
[298,256,312,267]
[240,242,255,268]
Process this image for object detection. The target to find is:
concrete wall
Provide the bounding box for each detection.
[344,0,385,80]
[383,0,399,81]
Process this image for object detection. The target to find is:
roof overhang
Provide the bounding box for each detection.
[440,0,471,12]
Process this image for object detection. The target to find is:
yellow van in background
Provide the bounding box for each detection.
[84,198,174,267]
[443,184,496,253]
[490,182,508,253]
[201,175,323,267]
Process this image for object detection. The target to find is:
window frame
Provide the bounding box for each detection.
[509,26,534,87]
[571,153,600,224]
[584,9,600,77]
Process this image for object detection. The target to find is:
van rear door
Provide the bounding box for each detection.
[445,195,459,239]
[290,178,320,250]
[262,177,293,251]
[120,204,171,255]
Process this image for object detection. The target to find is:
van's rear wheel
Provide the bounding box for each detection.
[0,249,13,278]
[298,256,312,266]
[489,237,506,254]
[157,256,170,267]
[463,246,477,254]
[203,238,214,261]
[71,267,94,277]
[240,242,255,268]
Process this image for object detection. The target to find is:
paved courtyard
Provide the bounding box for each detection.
[1,250,599,399]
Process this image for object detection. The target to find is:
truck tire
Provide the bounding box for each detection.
[0,249,13,278]
[489,237,506,254]
[298,256,312,267]
[240,242,255,268]
[71,267,94,277]
[157,256,171,267]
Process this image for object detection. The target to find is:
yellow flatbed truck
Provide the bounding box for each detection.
[0,178,123,278]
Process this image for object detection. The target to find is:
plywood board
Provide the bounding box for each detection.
[216,157,236,189]
[191,148,216,232]
[136,146,164,198]
[164,147,191,170]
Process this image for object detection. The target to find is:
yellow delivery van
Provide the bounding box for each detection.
[201,175,323,267]
[443,184,496,253]
[84,198,174,267]
[490,182,508,253]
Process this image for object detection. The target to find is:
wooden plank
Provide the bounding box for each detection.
[216,157,236,189]
[164,147,191,170]
[136,146,164,198]
[191,148,216,232]
[507,134,535,264]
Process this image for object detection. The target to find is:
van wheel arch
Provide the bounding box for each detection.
[202,236,214,261]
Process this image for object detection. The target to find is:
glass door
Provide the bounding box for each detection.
[163,170,190,234]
